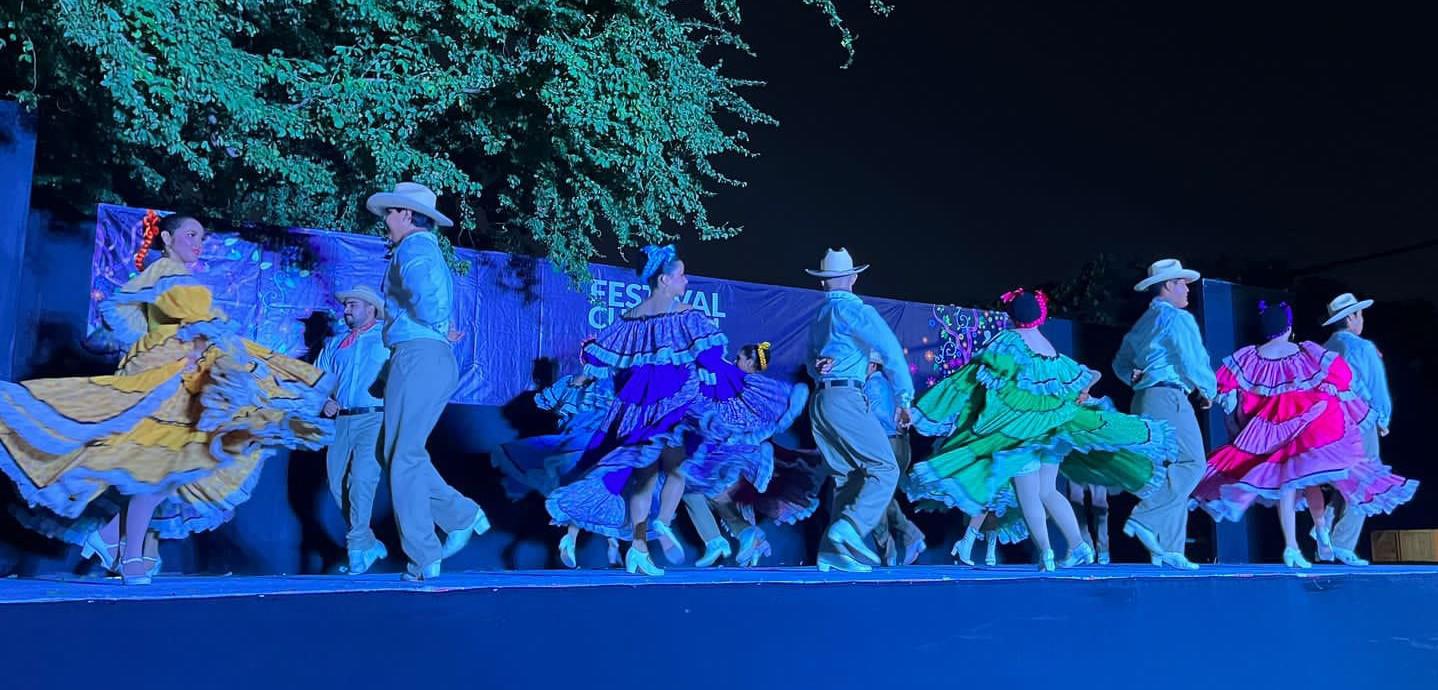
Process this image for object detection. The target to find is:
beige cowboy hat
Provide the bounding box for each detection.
[365,181,454,227]
[805,248,869,279]
[1134,258,1202,292]
[336,284,386,319]
[1322,292,1374,327]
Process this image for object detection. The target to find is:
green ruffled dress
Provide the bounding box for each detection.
[906,330,1175,540]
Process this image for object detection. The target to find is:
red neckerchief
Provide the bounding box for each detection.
[340,321,377,349]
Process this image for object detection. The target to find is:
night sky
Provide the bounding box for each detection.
[674,2,1436,307]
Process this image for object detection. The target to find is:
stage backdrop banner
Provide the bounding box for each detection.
[89,204,1012,405]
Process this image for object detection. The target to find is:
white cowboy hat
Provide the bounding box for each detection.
[869,351,885,365]
[1322,292,1374,327]
[365,181,454,227]
[805,248,869,279]
[1134,258,1202,292]
[336,284,386,319]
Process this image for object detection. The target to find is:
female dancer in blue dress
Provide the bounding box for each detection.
[545,245,763,575]
[681,342,809,567]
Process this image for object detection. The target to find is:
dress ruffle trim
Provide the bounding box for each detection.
[698,374,792,443]
[1193,466,1354,522]
[981,331,1098,398]
[150,445,273,539]
[544,464,642,540]
[7,466,265,543]
[583,310,728,370]
[1226,401,1328,456]
[96,298,147,349]
[684,440,775,497]
[0,372,207,521]
[493,431,598,501]
[1351,478,1419,517]
[765,496,821,525]
[197,347,336,458]
[0,349,331,526]
[911,408,959,439]
[907,400,1173,513]
[1054,409,1175,500]
[0,373,183,458]
[1222,343,1339,397]
[986,506,1032,545]
[96,262,213,349]
[731,448,825,525]
[1193,448,1416,523]
[606,371,701,444]
[681,374,792,497]
[906,456,1028,517]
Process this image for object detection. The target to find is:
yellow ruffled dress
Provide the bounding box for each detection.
[0,257,334,542]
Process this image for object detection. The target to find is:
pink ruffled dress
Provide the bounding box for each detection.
[1192,341,1416,521]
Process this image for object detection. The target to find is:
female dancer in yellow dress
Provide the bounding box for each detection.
[0,212,333,584]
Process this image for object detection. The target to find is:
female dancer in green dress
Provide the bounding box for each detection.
[907,289,1176,570]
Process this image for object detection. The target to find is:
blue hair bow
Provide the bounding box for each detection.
[639,244,678,282]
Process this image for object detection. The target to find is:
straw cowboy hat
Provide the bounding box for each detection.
[336,284,386,319]
[1322,292,1374,327]
[365,181,454,227]
[1134,258,1201,292]
[806,248,869,279]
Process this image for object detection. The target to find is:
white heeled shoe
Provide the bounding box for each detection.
[120,557,152,586]
[625,547,665,576]
[695,537,732,568]
[1152,551,1200,570]
[649,520,685,564]
[1331,548,1369,566]
[1060,542,1095,568]
[900,522,927,566]
[1283,548,1312,569]
[1037,548,1056,572]
[401,561,442,582]
[736,527,771,567]
[441,509,490,559]
[80,531,120,575]
[1124,520,1164,560]
[951,527,979,566]
[558,533,578,569]
[818,552,872,573]
[346,542,387,575]
[826,520,880,564]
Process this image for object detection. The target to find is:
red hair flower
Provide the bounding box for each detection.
[134,209,161,271]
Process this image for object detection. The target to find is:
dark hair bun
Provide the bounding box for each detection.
[1005,292,1043,326]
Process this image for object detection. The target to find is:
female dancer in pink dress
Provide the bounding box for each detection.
[1192,302,1417,568]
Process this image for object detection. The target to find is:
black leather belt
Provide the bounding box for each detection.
[338,406,384,416]
[816,379,863,391]
[1149,382,1186,392]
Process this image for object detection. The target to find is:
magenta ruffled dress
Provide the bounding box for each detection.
[1192,342,1416,521]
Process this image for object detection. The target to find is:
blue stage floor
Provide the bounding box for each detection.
[0,562,1431,603]
[3,564,1437,690]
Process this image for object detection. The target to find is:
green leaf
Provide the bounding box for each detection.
[15,0,892,282]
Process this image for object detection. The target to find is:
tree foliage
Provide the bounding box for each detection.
[1,0,890,276]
